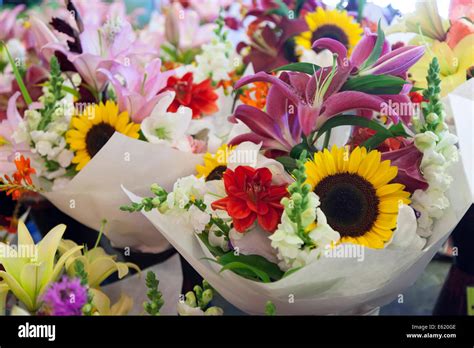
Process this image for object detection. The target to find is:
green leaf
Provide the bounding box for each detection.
[276,156,297,172]
[219,262,271,283]
[362,122,409,150]
[282,266,302,278]
[315,114,390,141]
[358,20,384,71]
[197,231,226,258]
[62,85,80,98]
[218,252,284,282]
[265,301,276,315]
[266,0,290,17]
[0,41,32,105]
[341,75,410,95]
[273,62,321,75]
[295,0,306,17]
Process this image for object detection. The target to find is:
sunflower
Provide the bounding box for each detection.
[295,8,363,56]
[66,101,140,171]
[304,146,411,249]
[196,144,234,181]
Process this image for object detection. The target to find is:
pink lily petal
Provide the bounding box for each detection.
[351,30,390,69]
[312,38,348,66]
[318,91,400,128]
[365,45,425,76]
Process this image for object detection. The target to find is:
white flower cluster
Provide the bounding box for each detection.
[194,37,239,84]
[412,129,459,237]
[270,192,340,271]
[163,175,211,233]
[12,88,76,189]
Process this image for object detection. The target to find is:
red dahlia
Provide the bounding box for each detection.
[165,72,219,119]
[211,166,288,233]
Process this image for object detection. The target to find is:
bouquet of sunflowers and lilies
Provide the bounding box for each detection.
[122,25,471,314]
[0,0,245,253]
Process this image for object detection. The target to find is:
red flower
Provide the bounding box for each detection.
[211,166,288,233]
[350,127,403,152]
[165,72,219,119]
[409,91,427,104]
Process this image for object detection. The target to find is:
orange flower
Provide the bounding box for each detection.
[13,156,36,186]
[239,81,269,110]
[0,156,37,200]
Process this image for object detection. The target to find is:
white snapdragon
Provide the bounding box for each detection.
[194,38,238,83]
[166,175,207,211]
[412,130,459,236]
[270,192,340,271]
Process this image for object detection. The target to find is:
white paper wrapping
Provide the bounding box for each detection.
[101,253,182,315]
[122,143,471,315]
[44,132,203,253]
[443,79,474,203]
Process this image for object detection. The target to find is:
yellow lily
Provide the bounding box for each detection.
[59,240,140,289]
[0,282,8,315]
[0,221,83,312]
[386,0,449,40]
[90,288,133,315]
[410,34,474,96]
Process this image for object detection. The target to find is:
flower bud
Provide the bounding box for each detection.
[204,306,224,316]
[201,289,213,307]
[426,112,438,124]
[185,291,197,307]
[165,3,181,47]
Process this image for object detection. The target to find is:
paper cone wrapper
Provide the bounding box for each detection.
[44,133,203,253]
[123,150,470,314]
[443,79,474,203]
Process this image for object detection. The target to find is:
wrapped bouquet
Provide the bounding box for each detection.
[0,0,245,252]
[123,28,471,314]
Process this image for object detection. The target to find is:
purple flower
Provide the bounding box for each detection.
[40,277,88,316]
[381,143,428,193]
[237,13,308,73]
[230,31,425,155]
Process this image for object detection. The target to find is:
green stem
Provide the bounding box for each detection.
[322,129,331,149]
[94,219,107,249]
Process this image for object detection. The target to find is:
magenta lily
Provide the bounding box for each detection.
[237,12,308,73]
[316,29,425,78]
[230,32,425,154]
[381,143,428,193]
[98,58,175,123]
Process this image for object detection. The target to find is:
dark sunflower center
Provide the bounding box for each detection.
[314,173,379,237]
[85,122,116,158]
[312,24,349,52]
[206,165,227,182]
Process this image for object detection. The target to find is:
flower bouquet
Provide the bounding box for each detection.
[0,1,245,252]
[0,219,210,316]
[122,27,471,314]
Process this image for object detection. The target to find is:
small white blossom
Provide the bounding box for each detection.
[141,91,193,152]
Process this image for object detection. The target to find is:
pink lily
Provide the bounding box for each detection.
[381,143,428,193]
[230,33,424,154]
[0,5,25,42]
[164,2,216,50]
[0,92,30,174]
[314,31,425,78]
[44,15,156,94]
[98,59,175,123]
